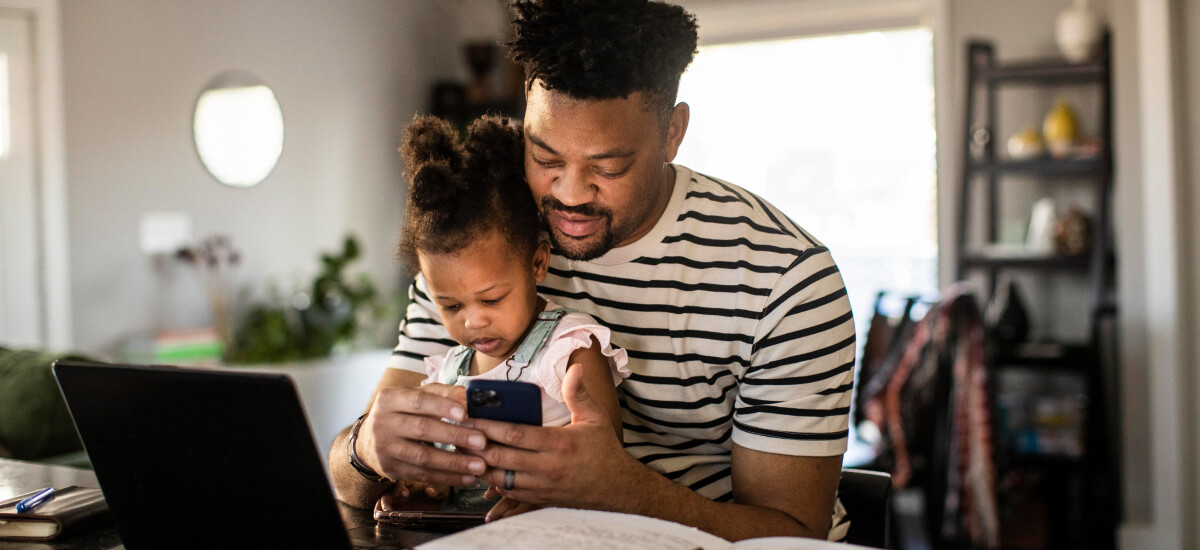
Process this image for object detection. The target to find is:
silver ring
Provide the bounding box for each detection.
[503,469,515,491]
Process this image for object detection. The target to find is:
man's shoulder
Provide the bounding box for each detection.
[677,166,826,253]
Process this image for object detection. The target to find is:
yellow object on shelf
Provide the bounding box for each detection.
[1007,126,1046,160]
[1043,100,1079,157]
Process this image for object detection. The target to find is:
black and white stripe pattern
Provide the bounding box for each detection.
[387,165,855,538]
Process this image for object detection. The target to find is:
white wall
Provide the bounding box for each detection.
[60,0,459,354]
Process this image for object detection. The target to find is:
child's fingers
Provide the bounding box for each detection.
[500,500,536,520]
[424,483,450,498]
[485,497,519,522]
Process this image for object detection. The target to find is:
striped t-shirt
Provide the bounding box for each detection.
[388,164,856,538]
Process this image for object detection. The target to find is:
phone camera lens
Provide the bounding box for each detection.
[469,390,487,407]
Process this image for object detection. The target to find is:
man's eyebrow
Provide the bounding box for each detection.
[528,133,635,161]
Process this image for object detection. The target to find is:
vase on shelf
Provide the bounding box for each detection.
[985,276,1031,346]
[1056,0,1102,62]
[464,41,497,104]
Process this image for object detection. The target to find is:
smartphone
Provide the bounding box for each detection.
[465,380,542,426]
[373,500,486,529]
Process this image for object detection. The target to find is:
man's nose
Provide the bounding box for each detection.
[552,166,598,207]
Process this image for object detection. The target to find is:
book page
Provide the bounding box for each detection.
[730,536,868,550]
[417,507,732,550]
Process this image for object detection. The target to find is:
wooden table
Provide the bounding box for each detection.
[0,458,446,549]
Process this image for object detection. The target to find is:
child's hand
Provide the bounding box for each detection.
[485,496,538,522]
[378,480,450,511]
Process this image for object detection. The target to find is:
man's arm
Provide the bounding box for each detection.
[469,365,842,540]
[328,368,413,507]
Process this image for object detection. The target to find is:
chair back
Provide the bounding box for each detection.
[839,468,893,548]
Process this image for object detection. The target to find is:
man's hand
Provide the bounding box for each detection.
[358,381,491,487]
[465,363,646,511]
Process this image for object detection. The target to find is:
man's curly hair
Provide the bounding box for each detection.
[397,114,540,275]
[507,0,698,126]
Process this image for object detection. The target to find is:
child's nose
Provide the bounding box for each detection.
[464,309,489,330]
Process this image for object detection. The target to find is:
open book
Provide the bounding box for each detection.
[416,507,866,550]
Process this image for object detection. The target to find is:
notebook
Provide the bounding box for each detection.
[53,361,354,549]
[0,486,109,541]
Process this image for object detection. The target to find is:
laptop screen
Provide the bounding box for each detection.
[53,361,351,549]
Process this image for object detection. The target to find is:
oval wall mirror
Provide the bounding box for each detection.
[193,71,284,188]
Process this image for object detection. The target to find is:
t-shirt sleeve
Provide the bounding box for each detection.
[733,248,856,457]
[386,274,456,376]
[535,312,630,404]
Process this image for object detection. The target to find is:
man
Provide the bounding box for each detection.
[330,0,855,541]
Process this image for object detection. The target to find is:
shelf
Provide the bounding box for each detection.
[975,58,1107,85]
[961,252,1090,270]
[968,156,1103,176]
[1008,453,1086,469]
[992,341,1092,369]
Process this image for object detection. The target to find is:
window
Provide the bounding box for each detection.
[676,27,938,343]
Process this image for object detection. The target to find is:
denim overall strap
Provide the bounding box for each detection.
[509,308,577,369]
[442,345,474,386]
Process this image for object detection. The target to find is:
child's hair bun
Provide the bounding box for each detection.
[401,115,462,172]
[408,160,461,211]
[463,116,523,188]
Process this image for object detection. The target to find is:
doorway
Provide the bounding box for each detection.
[0,1,70,350]
[0,12,40,347]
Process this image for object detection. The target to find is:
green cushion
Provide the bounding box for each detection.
[0,347,91,460]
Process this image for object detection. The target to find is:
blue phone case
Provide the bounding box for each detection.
[465,380,542,426]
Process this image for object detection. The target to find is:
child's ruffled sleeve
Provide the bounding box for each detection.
[420,351,449,386]
[536,312,630,404]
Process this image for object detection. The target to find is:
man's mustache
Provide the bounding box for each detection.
[540,197,612,219]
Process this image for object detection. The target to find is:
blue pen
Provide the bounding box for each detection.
[15,487,55,513]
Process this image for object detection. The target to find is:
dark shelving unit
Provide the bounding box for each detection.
[954,33,1118,550]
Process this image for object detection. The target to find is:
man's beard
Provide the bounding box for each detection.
[540,197,619,261]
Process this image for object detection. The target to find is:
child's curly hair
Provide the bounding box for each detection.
[507,0,699,129]
[397,115,539,274]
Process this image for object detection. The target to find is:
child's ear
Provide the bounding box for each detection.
[532,241,551,282]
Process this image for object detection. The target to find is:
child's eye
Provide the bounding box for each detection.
[440,304,461,312]
[483,298,503,306]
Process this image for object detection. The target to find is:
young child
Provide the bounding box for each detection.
[389,114,629,515]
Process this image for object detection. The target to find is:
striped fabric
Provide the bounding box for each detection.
[387,164,855,539]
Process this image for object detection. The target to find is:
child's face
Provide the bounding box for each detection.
[419,230,551,360]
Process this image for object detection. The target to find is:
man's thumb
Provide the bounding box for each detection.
[562,363,603,425]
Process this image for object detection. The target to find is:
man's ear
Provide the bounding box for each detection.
[663,102,690,163]
[532,240,551,282]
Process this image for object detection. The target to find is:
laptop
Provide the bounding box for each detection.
[53,360,363,549]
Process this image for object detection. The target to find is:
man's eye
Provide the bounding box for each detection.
[595,165,631,179]
[533,156,561,168]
